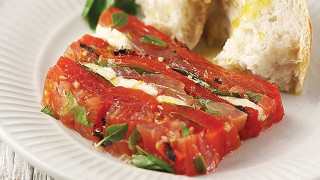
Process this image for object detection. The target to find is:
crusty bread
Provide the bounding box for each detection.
[209,0,312,94]
[135,0,212,49]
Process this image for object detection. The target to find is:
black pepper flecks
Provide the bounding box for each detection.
[92,128,104,141]
[80,43,96,54]
[214,78,223,84]
[113,48,129,56]
[101,117,106,126]
[235,105,247,113]
[165,142,176,161]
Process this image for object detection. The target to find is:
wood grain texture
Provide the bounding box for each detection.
[0,140,53,180]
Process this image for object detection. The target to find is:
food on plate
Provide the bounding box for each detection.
[41,7,284,176]
[209,0,312,94]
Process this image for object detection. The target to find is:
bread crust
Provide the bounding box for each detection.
[135,0,212,49]
[209,0,312,94]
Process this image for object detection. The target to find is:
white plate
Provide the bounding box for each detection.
[0,0,320,179]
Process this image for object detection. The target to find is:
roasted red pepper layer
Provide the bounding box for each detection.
[41,8,284,176]
[97,7,284,137]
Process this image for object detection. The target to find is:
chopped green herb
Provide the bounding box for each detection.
[64,91,93,126]
[120,65,158,75]
[128,128,142,150]
[41,106,57,119]
[132,146,173,173]
[197,98,210,108]
[194,156,207,173]
[72,106,93,126]
[94,61,109,67]
[180,122,190,137]
[140,35,168,48]
[206,109,221,115]
[95,123,128,147]
[211,89,241,98]
[111,12,129,28]
[245,91,263,104]
[172,68,241,98]
[197,98,221,115]
[172,68,211,89]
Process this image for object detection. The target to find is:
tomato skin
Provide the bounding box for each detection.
[64,34,114,62]
[239,107,263,139]
[43,58,243,176]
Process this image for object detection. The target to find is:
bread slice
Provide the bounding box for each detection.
[209,0,312,94]
[135,0,212,49]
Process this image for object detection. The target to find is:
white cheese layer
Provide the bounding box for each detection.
[83,63,116,80]
[111,77,159,96]
[156,95,187,106]
[93,25,133,50]
[82,63,186,106]
[219,96,267,121]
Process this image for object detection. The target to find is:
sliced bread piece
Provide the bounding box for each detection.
[210,0,312,94]
[135,0,212,49]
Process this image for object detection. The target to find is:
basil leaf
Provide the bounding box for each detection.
[245,91,263,104]
[95,61,109,67]
[109,0,139,15]
[172,68,211,89]
[41,106,57,119]
[111,12,129,28]
[194,156,207,173]
[211,89,241,98]
[120,65,158,75]
[131,155,165,171]
[95,123,128,147]
[106,123,129,142]
[197,98,221,115]
[82,0,109,30]
[132,146,173,173]
[140,35,168,48]
[180,122,190,137]
[197,98,210,108]
[64,91,93,126]
[82,0,95,18]
[128,128,142,150]
[82,0,139,30]
[72,106,93,126]
[147,154,173,173]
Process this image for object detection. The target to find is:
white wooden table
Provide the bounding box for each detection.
[0,140,53,180]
